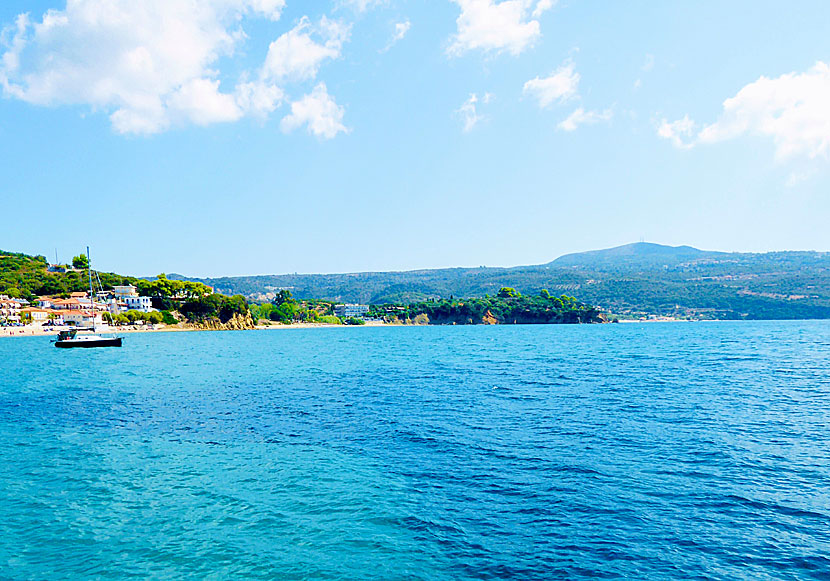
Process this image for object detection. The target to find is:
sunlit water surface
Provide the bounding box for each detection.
[1,322,829,579]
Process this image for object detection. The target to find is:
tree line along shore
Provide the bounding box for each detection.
[1,250,606,331]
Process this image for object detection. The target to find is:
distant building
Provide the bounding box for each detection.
[51,298,84,311]
[113,285,138,300]
[62,310,104,327]
[20,307,51,323]
[0,296,23,324]
[36,297,54,308]
[125,296,153,313]
[335,304,369,318]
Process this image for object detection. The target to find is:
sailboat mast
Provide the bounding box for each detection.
[87,246,95,331]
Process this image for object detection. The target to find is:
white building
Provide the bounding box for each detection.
[125,296,153,313]
[0,296,23,324]
[335,304,369,318]
[62,310,104,327]
[21,307,52,323]
[113,285,138,300]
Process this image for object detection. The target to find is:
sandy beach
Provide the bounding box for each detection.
[0,320,388,338]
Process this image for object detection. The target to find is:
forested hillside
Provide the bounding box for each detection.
[174,243,830,320]
[0,250,250,326]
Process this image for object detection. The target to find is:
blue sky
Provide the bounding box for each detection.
[1,0,829,277]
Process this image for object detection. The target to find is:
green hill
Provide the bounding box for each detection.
[7,244,830,320]
[0,251,138,299]
[173,243,830,320]
[0,250,249,326]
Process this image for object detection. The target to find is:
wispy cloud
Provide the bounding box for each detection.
[523,60,579,108]
[380,20,411,52]
[457,92,492,132]
[558,107,612,131]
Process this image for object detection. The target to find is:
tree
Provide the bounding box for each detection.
[497,287,521,298]
[72,254,89,269]
[273,289,293,307]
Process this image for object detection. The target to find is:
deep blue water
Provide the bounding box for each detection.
[1,322,829,579]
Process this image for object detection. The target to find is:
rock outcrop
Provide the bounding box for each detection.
[188,311,256,331]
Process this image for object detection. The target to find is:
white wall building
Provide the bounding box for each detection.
[113,285,138,300]
[0,296,23,323]
[125,296,153,313]
[335,304,369,318]
[62,310,104,327]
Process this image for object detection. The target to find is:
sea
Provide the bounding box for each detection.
[1,321,829,579]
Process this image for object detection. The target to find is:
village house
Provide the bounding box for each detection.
[124,295,153,312]
[0,296,25,324]
[113,285,138,300]
[20,307,53,324]
[61,310,104,327]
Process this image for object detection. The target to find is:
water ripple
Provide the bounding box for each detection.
[1,321,829,579]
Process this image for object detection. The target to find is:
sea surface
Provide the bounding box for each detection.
[1,322,829,579]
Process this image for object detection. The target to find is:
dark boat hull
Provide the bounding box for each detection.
[55,337,123,348]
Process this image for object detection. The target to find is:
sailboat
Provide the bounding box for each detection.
[54,247,123,348]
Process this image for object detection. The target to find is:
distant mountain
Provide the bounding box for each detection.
[550,242,720,269]
[173,243,830,320]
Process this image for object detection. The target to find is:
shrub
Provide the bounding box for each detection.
[317,315,342,325]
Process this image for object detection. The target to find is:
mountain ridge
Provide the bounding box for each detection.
[169,243,830,320]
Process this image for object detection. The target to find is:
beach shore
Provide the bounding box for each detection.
[0,320,387,338]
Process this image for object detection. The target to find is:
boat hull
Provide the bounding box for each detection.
[55,337,123,348]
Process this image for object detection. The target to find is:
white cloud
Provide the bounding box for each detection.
[167,78,244,126]
[392,20,411,43]
[523,60,579,108]
[657,115,696,149]
[0,0,294,134]
[380,20,411,53]
[448,0,554,57]
[281,82,348,139]
[234,80,284,118]
[558,107,612,131]
[244,0,287,20]
[658,62,830,161]
[532,0,556,19]
[457,93,489,132]
[262,16,350,81]
[0,0,351,138]
[339,0,386,12]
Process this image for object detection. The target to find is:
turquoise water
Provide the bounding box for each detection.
[1,322,829,579]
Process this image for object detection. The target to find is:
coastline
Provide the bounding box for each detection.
[0,318,709,339]
[0,321,388,338]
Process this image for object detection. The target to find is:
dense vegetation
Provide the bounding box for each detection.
[0,250,248,325]
[175,243,830,320]
[248,290,336,324]
[179,293,249,324]
[0,251,136,299]
[369,288,603,324]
